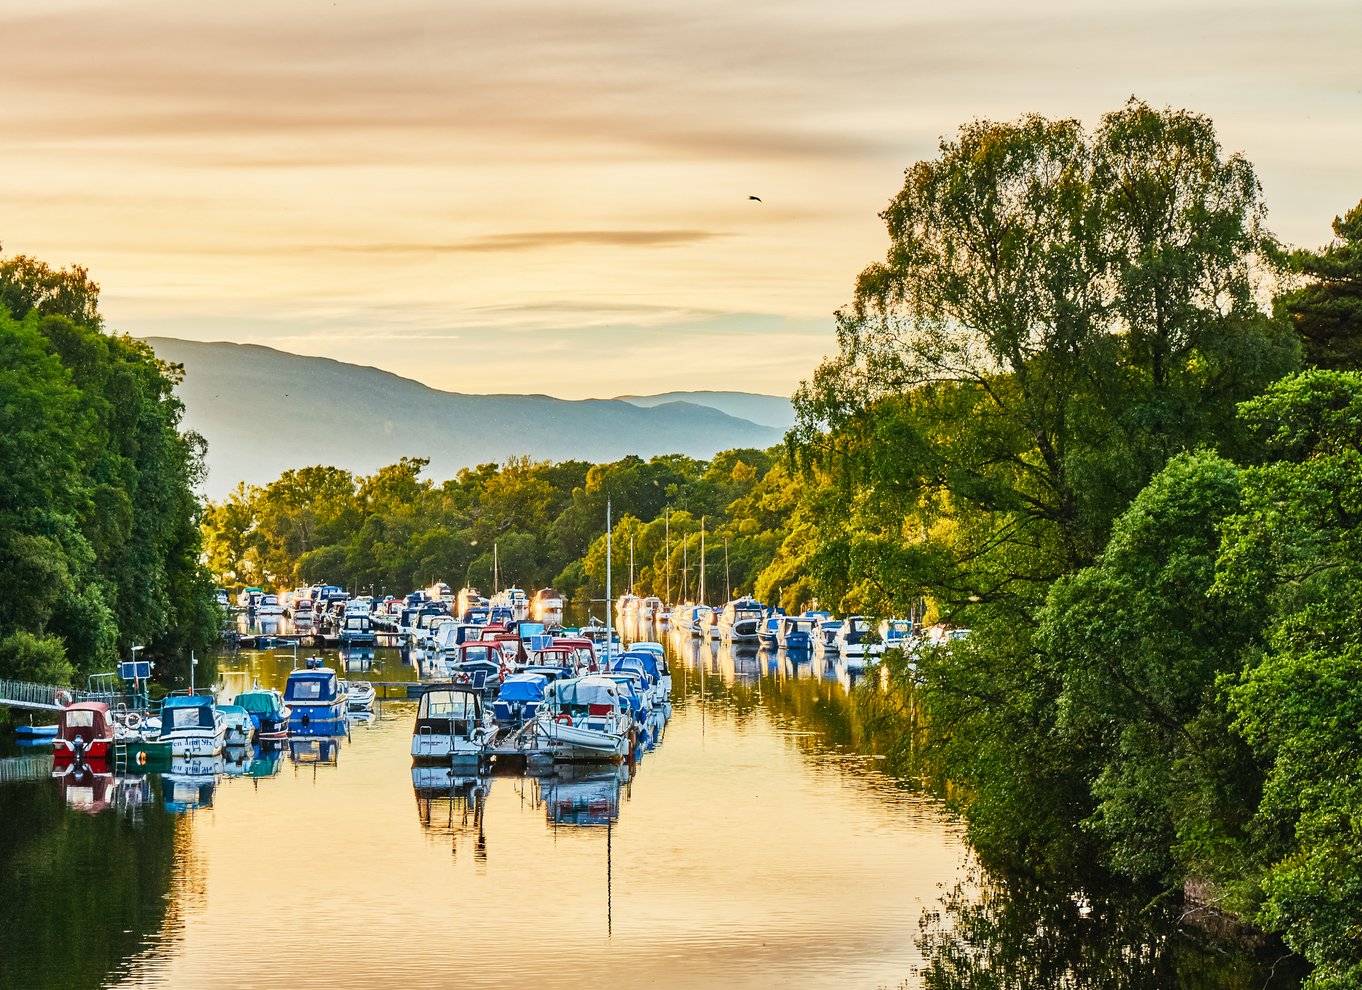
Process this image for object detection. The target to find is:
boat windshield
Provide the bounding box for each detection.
[65,710,96,729]
[421,692,479,719]
[286,675,336,702]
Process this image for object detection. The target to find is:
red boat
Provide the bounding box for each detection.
[52,701,115,764]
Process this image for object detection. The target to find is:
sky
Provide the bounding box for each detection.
[0,0,1359,399]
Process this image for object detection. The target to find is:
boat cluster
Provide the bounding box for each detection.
[654,595,968,667]
[34,659,376,781]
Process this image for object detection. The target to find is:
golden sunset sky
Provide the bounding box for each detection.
[1,0,1359,398]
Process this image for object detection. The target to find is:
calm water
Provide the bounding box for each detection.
[0,622,1303,989]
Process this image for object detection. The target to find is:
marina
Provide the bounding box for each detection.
[2,623,972,990]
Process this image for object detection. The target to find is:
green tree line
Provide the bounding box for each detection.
[202,447,832,611]
[0,250,218,690]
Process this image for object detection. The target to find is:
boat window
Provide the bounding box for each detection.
[171,705,207,730]
[65,710,96,729]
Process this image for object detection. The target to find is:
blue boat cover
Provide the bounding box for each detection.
[498,673,548,702]
[611,654,657,682]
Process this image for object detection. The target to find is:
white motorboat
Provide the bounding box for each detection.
[534,675,633,761]
[411,687,497,763]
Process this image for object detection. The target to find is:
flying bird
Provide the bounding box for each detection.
[748,195,762,202]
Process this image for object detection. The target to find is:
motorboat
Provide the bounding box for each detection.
[344,680,377,711]
[456,587,485,619]
[447,641,509,690]
[757,615,781,649]
[532,588,565,627]
[339,612,377,647]
[720,597,765,641]
[159,695,227,758]
[641,596,662,621]
[51,702,115,765]
[879,618,915,652]
[411,686,497,763]
[836,616,876,665]
[777,615,816,652]
[234,687,291,740]
[534,675,634,761]
[256,593,284,617]
[814,619,843,657]
[284,662,349,728]
[217,703,256,746]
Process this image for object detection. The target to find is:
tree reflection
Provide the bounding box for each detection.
[0,776,178,989]
[915,870,1307,990]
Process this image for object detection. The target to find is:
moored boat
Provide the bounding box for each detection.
[159,695,228,758]
[52,702,115,764]
[533,675,633,761]
[284,662,349,728]
[411,686,497,763]
[235,686,291,740]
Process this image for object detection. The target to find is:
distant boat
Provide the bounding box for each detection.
[344,680,376,712]
[720,597,765,641]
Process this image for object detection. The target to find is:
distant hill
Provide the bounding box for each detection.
[615,390,796,431]
[142,338,784,498]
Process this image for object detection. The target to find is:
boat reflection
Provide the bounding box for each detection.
[534,762,631,828]
[412,766,490,861]
[163,756,222,812]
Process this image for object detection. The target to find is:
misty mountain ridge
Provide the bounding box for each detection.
[142,338,789,498]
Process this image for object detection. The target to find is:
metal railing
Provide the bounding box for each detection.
[0,679,65,711]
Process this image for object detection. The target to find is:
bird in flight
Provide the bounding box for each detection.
[748,195,762,202]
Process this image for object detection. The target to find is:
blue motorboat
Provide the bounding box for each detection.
[284,661,349,728]
[757,615,781,649]
[777,615,816,652]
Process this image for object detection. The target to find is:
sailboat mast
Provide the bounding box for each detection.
[629,534,635,595]
[699,516,706,605]
[682,529,689,602]
[725,537,731,601]
[605,500,613,662]
[664,510,671,605]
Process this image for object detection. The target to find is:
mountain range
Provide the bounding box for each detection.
[141,338,793,499]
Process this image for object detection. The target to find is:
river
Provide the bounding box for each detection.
[0,621,1304,989]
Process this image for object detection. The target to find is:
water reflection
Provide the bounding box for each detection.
[916,872,1307,990]
[0,617,1305,988]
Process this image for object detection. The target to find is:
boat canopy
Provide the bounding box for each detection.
[284,670,339,703]
[499,673,548,703]
[545,676,622,711]
[59,702,112,742]
[612,652,658,683]
[162,694,218,730]
[235,690,284,715]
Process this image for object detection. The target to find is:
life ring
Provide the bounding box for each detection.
[555,712,572,726]
[125,712,142,729]
[55,690,73,707]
